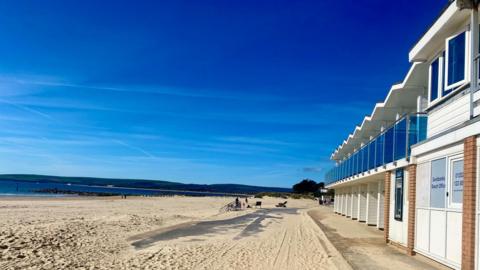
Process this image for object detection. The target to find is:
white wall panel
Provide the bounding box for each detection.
[351,188,358,220]
[446,211,462,265]
[346,191,351,217]
[416,162,431,208]
[415,208,430,252]
[377,180,385,229]
[430,210,447,258]
[428,94,469,138]
[367,182,378,225]
[359,185,367,222]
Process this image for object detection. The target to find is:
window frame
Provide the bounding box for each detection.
[394,169,404,221]
[428,54,443,105]
[444,29,469,91]
[430,157,447,209]
[448,155,464,209]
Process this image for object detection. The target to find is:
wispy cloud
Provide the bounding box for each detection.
[302,167,322,173]
[217,136,294,146]
[112,139,155,158]
[0,74,285,102]
[0,98,53,120]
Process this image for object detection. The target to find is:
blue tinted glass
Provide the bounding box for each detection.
[447,32,465,88]
[430,58,439,101]
[345,160,348,177]
[362,147,368,172]
[355,151,359,174]
[375,134,384,167]
[384,127,394,164]
[339,163,342,179]
[368,141,375,170]
[394,118,407,160]
[407,115,428,156]
[353,153,357,175]
[360,148,364,172]
[340,162,344,179]
[347,158,352,177]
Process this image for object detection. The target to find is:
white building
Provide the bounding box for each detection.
[325,1,480,269]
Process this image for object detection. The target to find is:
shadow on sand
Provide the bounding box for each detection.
[131,208,299,250]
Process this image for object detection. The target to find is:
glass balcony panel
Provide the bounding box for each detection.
[349,156,353,177]
[359,148,364,173]
[384,126,394,164]
[407,115,428,156]
[368,141,375,170]
[352,156,355,176]
[394,118,407,160]
[375,134,384,167]
[362,146,368,172]
[325,114,428,185]
[347,158,351,177]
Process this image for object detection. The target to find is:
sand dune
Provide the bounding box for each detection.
[0,196,349,270]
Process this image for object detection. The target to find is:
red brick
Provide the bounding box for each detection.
[384,171,391,244]
[462,136,477,270]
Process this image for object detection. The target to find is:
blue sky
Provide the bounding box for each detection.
[0,0,445,187]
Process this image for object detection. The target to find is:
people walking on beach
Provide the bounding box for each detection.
[235,197,240,209]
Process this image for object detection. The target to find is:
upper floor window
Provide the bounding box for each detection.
[429,57,440,102]
[445,31,467,91]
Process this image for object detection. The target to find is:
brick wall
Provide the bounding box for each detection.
[462,136,477,270]
[384,171,391,244]
[407,164,417,256]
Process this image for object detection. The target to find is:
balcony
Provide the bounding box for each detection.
[325,113,427,185]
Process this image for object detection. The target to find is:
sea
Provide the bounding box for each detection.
[0,180,239,197]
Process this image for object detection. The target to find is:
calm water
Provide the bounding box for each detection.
[0,180,238,197]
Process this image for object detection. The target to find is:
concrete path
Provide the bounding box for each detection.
[308,206,452,270]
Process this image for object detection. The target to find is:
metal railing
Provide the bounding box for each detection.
[325,113,427,185]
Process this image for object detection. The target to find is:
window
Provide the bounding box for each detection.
[445,31,466,90]
[430,158,446,208]
[429,57,440,102]
[394,169,404,221]
[449,158,464,207]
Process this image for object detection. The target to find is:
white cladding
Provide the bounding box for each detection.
[428,94,470,137]
[351,187,358,220]
[346,189,351,217]
[367,182,378,225]
[377,180,385,229]
[358,185,367,222]
[389,169,408,246]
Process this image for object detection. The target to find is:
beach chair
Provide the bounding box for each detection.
[255,201,262,208]
[276,201,287,207]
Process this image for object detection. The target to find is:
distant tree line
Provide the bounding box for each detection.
[292,179,333,197]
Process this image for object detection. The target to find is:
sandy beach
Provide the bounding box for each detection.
[0,196,349,270]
